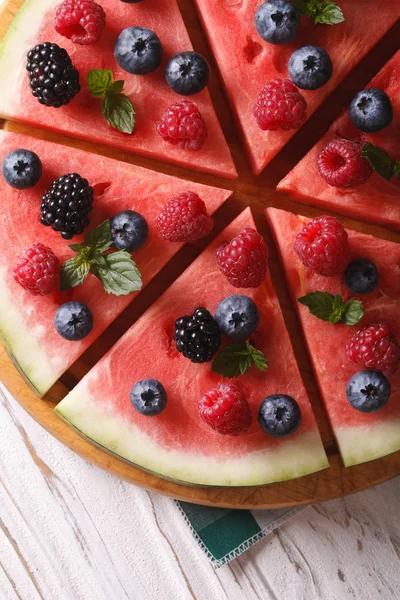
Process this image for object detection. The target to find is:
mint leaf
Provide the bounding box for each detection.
[91,252,142,296]
[292,0,312,15]
[102,93,135,135]
[61,220,142,296]
[87,69,135,134]
[298,291,335,322]
[69,243,85,253]
[394,159,400,180]
[246,341,268,372]
[362,142,394,181]
[329,294,346,324]
[86,69,113,98]
[313,0,344,24]
[111,80,125,93]
[212,341,268,379]
[342,299,364,326]
[292,0,344,24]
[211,343,247,379]
[84,220,113,253]
[298,291,364,326]
[61,257,90,291]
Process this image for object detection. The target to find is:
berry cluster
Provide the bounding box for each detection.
[346,324,400,375]
[54,0,106,45]
[294,215,349,277]
[254,79,307,131]
[216,227,269,288]
[174,308,221,363]
[13,243,60,296]
[40,173,94,239]
[157,191,213,242]
[199,383,252,436]
[26,43,80,108]
[157,101,207,151]
[317,139,372,188]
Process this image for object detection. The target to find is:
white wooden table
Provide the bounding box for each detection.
[1,384,400,600]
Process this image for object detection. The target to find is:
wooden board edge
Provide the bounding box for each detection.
[2,345,400,509]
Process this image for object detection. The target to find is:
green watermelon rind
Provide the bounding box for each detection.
[0,281,53,396]
[336,425,400,468]
[55,384,329,487]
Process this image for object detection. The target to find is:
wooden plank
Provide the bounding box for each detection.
[1,0,400,508]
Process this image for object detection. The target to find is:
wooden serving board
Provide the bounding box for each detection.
[1,0,399,509]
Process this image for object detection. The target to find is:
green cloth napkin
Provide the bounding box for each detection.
[177,501,301,567]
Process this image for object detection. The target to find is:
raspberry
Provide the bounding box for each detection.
[54,0,106,45]
[294,216,349,277]
[345,324,400,375]
[157,101,207,151]
[254,78,307,131]
[13,243,60,296]
[156,192,213,242]
[317,139,373,188]
[216,228,268,288]
[199,383,252,436]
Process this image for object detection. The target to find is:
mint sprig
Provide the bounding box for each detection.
[212,341,268,379]
[86,69,135,134]
[298,291,364,325]
[61,221,142,297]
[362,142,400,182]
[292,0,344,25]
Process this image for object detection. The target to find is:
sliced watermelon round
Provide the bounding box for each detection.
[0,130,232,396]
[266,207,400,467]
[194,0,399,174]
[0,0,237,179]
[277,51,400,230]
[55,208,328,487]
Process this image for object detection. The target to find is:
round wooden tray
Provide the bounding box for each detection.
[1,1,400,508]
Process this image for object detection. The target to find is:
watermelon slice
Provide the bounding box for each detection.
[266,207,400,467]
[0,129,232,396]
[55,208,328,487]
[277,51,400,231]
[0,0,237,179]
[193,0,399,175]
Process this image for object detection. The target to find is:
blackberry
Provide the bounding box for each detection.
[174,307,221,363]
[40,173,94,239]
[26,42,80,107]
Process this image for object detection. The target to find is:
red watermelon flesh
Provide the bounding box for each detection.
[266,207,400,467]
[194,0,400,175]
[55,208,328,487]
[0,130,232,396]
[0,0,237,180]
[277,51,400,231]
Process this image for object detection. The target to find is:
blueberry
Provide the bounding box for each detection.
[130,379,167,416]
[345,258,379,294]
[346,370,391,413]
[214,295,259,341]
[2,149,42,189]
[349,88,393,133]
[255,0,300,45]
[110,210,148,252]
[114,27,163,75]
[54,302,93,341]
[258,395,301,438]
[288,46,333,90]
[165,52,209,96]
